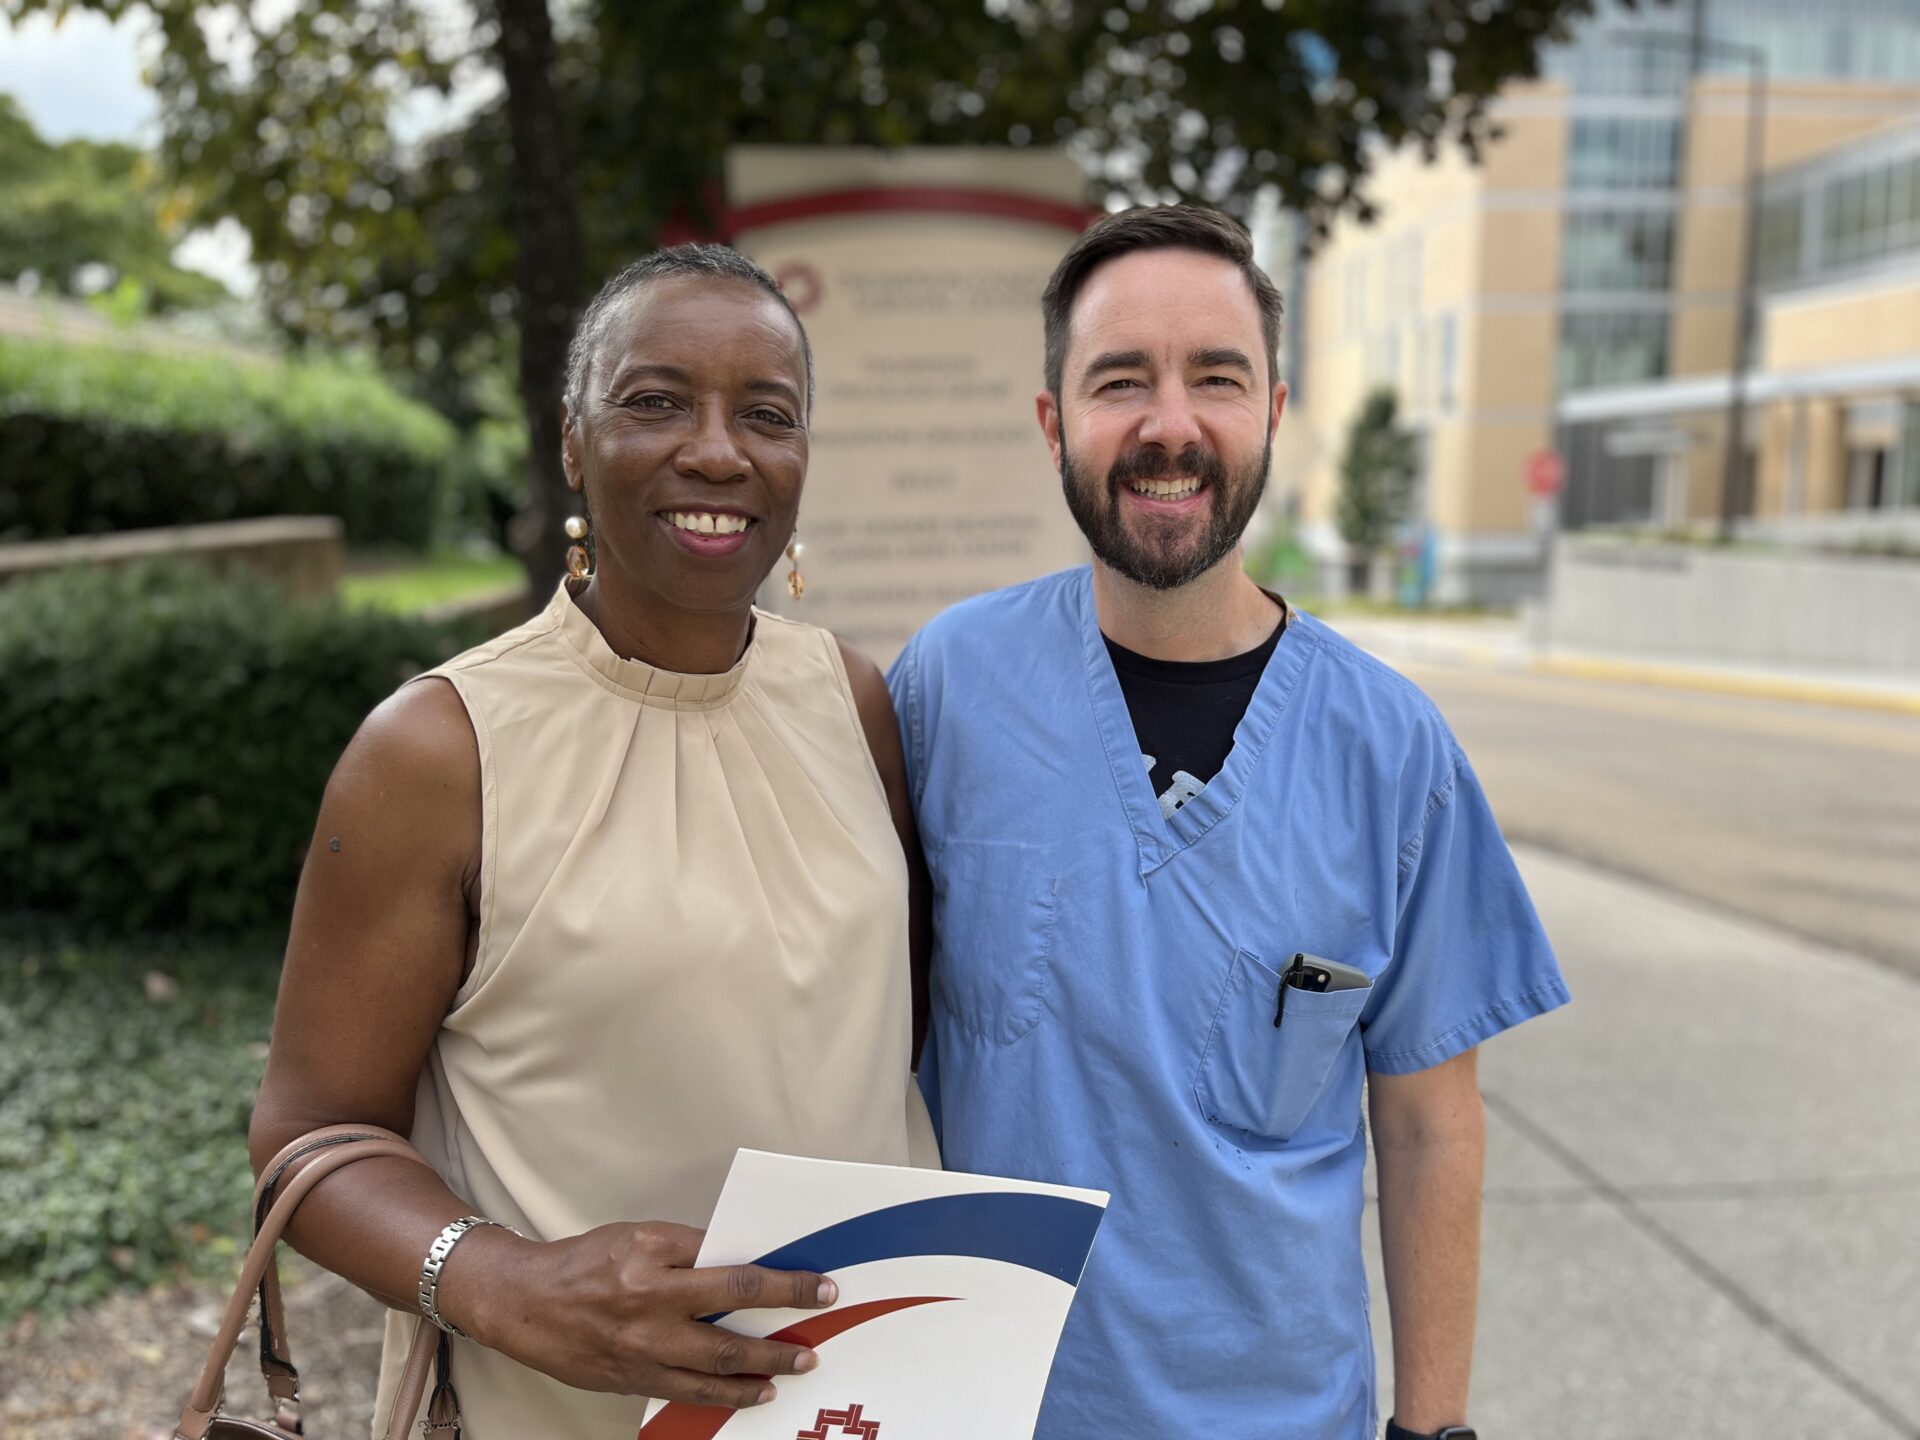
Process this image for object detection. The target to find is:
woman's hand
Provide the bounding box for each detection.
[454,1220,836,1409]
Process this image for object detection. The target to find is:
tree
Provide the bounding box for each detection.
[0,96,226,312]
[17,0,1604,594]
[1335,387,1420,595]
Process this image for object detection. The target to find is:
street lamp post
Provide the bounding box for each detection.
[1616,28,1768,542]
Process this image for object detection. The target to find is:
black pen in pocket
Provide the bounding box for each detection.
[1273,953,1333,1028]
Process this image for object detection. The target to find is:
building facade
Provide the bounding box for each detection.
[1282,0,1920,604]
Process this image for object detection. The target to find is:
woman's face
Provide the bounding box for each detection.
[563,276,809,618]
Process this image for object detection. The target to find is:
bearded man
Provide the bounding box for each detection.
[888,206,1567,1440]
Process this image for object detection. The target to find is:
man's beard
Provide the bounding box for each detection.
[1060,430,1271,591]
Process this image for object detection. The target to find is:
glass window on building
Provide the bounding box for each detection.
[1563,210,1677,291]
[1708,0,1920,83]
[1846,445,1892,509]
[1757,194,1803,284]
[1558,310,1671,391]
[1812,155,1920,276]
[1437,312,1459,414]
[1569,117,1683,190]
[1546,2,1692,97]
[1763,132,1920,292]
[1559,421,1661,527]
[1844,398,1905,509]
[1900,400,1920,509]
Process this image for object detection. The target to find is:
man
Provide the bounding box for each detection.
[887,206,1568,1439]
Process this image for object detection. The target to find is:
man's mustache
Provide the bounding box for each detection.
[1106,446,1228,489]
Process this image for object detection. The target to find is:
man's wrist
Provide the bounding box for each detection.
[1385,1420,1476,1440]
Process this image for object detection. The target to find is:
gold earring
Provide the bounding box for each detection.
[786,533,806,599]
[565,514,592,579]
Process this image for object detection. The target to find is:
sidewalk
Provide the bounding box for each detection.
[1323,613,1920,717]
[1364,846,1920,1436]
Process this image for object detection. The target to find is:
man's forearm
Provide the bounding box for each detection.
[1372,1074,1485,1432]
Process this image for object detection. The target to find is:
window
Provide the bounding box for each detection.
[1562,210,1677,292]
[1568,118,1682,191]
[1847,447,1891,509]
[1437,313,1459,413]
[1558,310,1670,391]
[1757,195,1803,285]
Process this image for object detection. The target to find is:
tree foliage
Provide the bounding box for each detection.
[0,95,225,312]
[1335,387,1421,556]
[11,0,1605,583]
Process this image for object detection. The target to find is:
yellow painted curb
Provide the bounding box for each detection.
[1530,653,1920,717]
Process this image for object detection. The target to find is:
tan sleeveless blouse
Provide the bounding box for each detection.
[371,581,938,1438]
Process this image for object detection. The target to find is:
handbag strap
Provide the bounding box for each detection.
[174,1125,445,1440]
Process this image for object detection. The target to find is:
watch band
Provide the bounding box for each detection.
[1386,1422,1477,1440]
[418,1214,516,1338]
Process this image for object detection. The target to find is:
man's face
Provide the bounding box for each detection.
[1040,248,1286,591]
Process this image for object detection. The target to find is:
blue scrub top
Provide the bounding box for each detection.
[889,567,1569,1439]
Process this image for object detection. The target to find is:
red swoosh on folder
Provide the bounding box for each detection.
[636,1297,957,1439]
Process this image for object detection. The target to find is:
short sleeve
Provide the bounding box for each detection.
[1359,751,1570,1075]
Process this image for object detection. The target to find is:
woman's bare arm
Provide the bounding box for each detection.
[837,638,932,1067]
[250,678,831,1409]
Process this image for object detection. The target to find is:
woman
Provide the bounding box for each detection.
[249,244,938,1438]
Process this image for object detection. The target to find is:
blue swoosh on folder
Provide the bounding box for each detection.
[702,1191,1104,1322]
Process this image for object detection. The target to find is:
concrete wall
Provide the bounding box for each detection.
[1535,535,1920,675]
[0,517,344,599]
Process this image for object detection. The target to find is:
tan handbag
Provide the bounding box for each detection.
[171,1123,460,1439]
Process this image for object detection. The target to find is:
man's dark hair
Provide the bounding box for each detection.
[1041,205,1283,397]
[564,243,815,419]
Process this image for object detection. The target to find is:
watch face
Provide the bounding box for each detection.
[1436,1429,1478,1440]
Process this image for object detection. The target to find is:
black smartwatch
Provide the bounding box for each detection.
[1385,1423,1476,1440]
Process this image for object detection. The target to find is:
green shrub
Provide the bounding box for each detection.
[0,333,458,548]
[0,937,277,1320]
[0,560,463,937]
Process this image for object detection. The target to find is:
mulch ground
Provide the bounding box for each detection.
[1,1259,386,1440]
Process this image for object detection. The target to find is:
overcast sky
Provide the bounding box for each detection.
[0,7,499,299]
[0,9,157,143]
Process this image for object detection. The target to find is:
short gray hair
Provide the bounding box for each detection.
[563,243,815,419]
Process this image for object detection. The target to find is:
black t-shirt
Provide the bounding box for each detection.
[1103,605,1287,822]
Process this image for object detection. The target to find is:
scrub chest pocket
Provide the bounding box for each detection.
[1196,948,1369,1141]
[931,838,1060,1045]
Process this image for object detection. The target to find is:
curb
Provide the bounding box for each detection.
[1529,652,1920,718]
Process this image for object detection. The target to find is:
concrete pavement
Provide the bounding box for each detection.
[1320,613,1920,978]
[1326,613,1920,717]
[1365,845,1920,1437]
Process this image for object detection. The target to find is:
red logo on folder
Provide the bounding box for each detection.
[797,1404,879,1439]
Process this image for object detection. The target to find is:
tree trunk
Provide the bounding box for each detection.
[493,0,585,604]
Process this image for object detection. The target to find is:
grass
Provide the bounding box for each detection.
[0,934,280,1322]
[340,550,524,614]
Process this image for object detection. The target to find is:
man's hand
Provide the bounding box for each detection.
[1369,1047,1486,1434]
[450,1220,836,1409]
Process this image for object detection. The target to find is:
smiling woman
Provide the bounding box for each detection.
[244,245,939,1439]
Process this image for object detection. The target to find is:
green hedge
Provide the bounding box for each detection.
[0,560,464,937]
[0,333,458,548]
[0,938,276,1320]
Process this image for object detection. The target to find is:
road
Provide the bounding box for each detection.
[1327,627,1920,1434]
[1367,846,1920,1438]
[1388,658,1920,978]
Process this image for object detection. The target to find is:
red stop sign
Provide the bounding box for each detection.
[1525,449,1566,497]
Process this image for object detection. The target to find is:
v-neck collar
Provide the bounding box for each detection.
[1075,566,1316,877]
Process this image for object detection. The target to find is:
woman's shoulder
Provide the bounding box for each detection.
[748,610,899,760]
[749,609,879,689]
[428,598,567,682]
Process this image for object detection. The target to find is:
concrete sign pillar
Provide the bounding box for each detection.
[727,147,1094,664]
